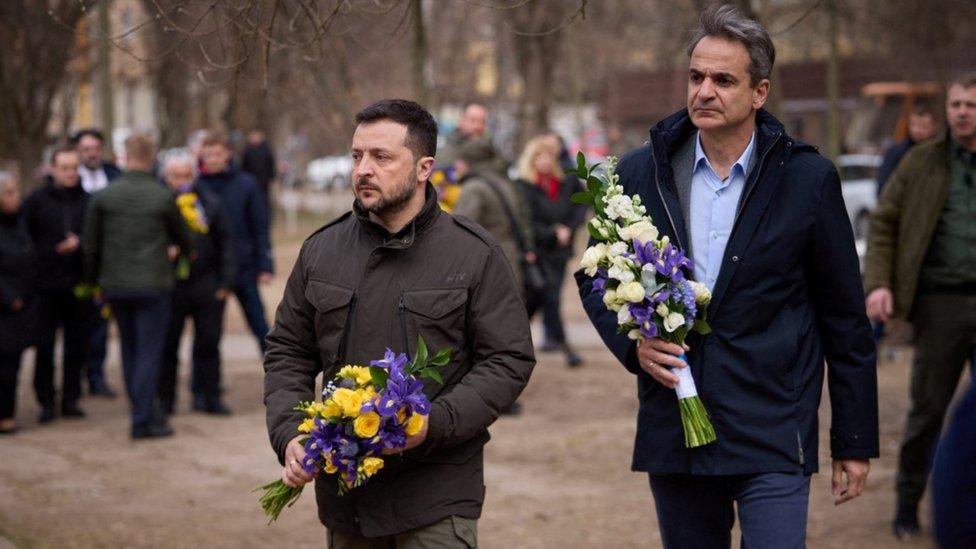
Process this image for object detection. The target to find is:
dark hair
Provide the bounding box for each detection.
[201,129,232,150]
[949,72,976,90]
[355,99,438,158]
[688,4,776,87]
[70,128,105,146]
[911,103,936,118]
[50,146,78,165]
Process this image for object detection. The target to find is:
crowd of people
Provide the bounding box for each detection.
[0,128,274,438]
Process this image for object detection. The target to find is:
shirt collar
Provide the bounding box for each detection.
[694,131,757,179]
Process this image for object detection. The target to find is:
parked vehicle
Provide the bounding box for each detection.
[305,155,352,192]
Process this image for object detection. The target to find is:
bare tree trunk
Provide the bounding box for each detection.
[410,0,429,107]
[826,0,841,161]
[99,0,116,155]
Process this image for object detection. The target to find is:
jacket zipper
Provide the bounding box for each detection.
[398,295,410,356]
[335,294,357,366]
[650,145,685,251]
[796,430,806,465]
[728,132,783,240]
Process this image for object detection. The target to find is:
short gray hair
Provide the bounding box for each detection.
[160,149,197,176]
[687,4,776,87]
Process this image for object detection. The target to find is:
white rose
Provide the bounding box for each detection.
[617,305,633,325]
[580,244,607,276]
[656,303,670,318]
[627,329,641,340]
[689,280,712,305]
[619,281,646,303]
[608,241,629,257]
[664,312,686,333]
[608,256,636,283]
[618,220,656,244]
[602,289,622,312]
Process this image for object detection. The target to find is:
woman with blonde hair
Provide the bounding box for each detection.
[0,172,36,434]
[515,133,587,367]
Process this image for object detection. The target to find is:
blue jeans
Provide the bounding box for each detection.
[649,472,811,549]
[234,281,269,354]
[109,292,171,432]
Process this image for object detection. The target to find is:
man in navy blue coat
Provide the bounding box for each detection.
[577,6,878,547]
[197,130,274,358]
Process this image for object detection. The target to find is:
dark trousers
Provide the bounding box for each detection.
[897,293,976,508]
[110,292,171,431]
[526,253,569,344]
[160,281,226,407]
[234,281,269,354]
[0,351,23,420]
[86,301,109,388]
[649,472,811,549]
[33,290,90,408]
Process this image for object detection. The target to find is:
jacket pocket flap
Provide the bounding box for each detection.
[402,288,467,319]
[304,280,354,314]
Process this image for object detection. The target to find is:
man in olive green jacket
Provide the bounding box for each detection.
[83,133,192,439]
[864,73,976,540]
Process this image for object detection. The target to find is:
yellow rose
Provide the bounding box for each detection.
[322,399,343,418]
[406,413,427,437]
[331,388,362,418]
[297,418,315,434]
[354,411,381,438]
[362,457,384,477]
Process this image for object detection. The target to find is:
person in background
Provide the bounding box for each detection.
[197,130,274,356]
[240,129,277,218]
[22,147,90,423]
[453,138,533,292]
[516,134,586,367]
[83,133,192,439]
[864,73,976,540]
[876,106,939,196]
[0,173,36,434]
[71,128,120,399]
[438,101,490,166]
[159,152,235,416]
[931,381,976,549]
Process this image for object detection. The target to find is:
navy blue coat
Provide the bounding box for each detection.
[197,167,273,286]
[932,382,976,548]
[576,109,879,475]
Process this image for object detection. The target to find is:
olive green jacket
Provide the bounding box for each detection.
[864,134,951,319]
[83,171,192,291]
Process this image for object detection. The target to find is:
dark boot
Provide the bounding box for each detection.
[892,501,920,540]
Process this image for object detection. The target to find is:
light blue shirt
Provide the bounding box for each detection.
[689,131,756,291]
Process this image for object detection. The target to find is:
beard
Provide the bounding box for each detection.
[355,171,418,218]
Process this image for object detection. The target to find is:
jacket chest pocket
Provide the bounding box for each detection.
[399,288,469,386]
[304,280,356,369]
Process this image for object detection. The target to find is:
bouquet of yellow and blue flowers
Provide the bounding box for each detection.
[257,336,451,523]
[573,153,716,448]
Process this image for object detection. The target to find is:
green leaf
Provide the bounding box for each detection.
[570,191,593,205]
[587,175,604,190]
[693,319,712,335]
[422,367,444,385]
[369,366,389,390]
[586,221,606,241]
[430,348,452,367]
[412,335,429,371]
[576,151,587,177]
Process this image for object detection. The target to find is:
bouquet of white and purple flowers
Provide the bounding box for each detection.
[257,336,451,522]
[573,153,717,448]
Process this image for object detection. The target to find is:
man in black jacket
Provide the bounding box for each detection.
[265,99,534,546]
[197,131,274,356]
[577,6,878,547]
[240,129,276,215]
[72,128,121,398]
[159,153,236,416]
[22,148,90,422]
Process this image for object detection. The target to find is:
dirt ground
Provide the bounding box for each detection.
[0,210,958,548]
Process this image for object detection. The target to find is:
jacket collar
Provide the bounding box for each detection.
[354,182,441,248]
[648,108,786,173]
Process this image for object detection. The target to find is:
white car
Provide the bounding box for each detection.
[306,155,352,192]
[838,154,882,240]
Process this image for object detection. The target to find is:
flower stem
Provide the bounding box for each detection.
[678,396,717,448]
